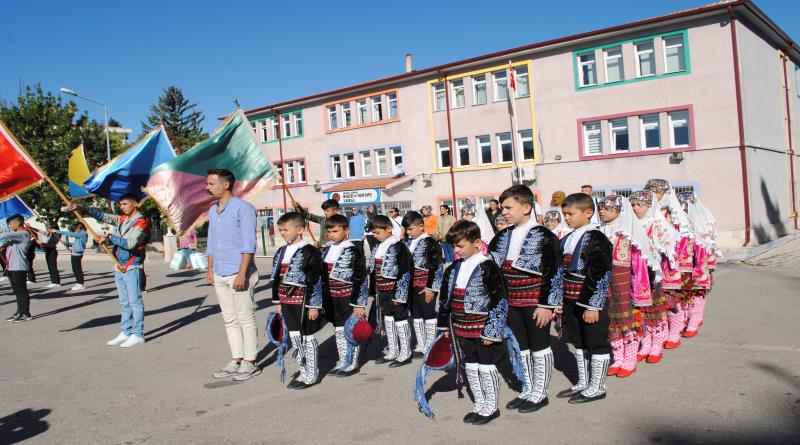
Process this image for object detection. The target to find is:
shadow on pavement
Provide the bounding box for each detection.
[0,408,50,445]
[60,296,209,332]
[145,295,215,342]
[32,291,117,320]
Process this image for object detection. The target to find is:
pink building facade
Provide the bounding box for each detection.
[243,0,800,248]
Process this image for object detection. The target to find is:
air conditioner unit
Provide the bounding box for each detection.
[512,165,537,182]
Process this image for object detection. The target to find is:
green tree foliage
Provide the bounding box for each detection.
[140,86,207,153]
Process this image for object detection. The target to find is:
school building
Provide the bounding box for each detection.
[243,0,800,248]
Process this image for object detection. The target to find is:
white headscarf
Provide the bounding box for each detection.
[685,193,722,258]
[642,191,680,269]
[657,180,692,237]
[600,197,663,280]
[474,201,497,244]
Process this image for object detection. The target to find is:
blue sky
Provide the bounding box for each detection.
[4,0,798,135]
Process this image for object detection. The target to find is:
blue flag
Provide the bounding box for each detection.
[83,127,176,201]
[0,195,34,219]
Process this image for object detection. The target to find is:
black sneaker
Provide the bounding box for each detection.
[5,313,21,322]
[11,314,32,323]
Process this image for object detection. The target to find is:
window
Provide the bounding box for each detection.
[515,66,530,97]
[455,138,469,167]
[473,75,487,105]
[390,146,403,172]
[437,140,451,168]
[583,121,602,156]
[432,82,446,112]
[258,121,268,142]
[281,160,306,184]
[272,118,279,140]
[640,114,660,149]
[673,184,695,194]
[493,70,508,101]
[612,188,632,198]
[477,135,492,164]
[664,35,686,73]
[342,102,352,127]
[345,153,356,177]
[450,79,465,108]
[282,114,292,138]
[635,40,655,77]
[327,105,338,130]
[519,129,534,160]
[371,95,383,122]
[604,46,624,83]
[294,112,303,136]
[497,132,512,163]
[357,99,368,125]
[387,93,398,119]
[360,151,372,176]
[578,52,597,86]
[331,155,342,179]
[669,110,690,147]
[610,118,629,152]
[376,149,387,175]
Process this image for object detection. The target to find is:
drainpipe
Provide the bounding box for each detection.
[439,70,458,219]
[728,6,751,246]
[273,108,288,212]
[781,50,799,230]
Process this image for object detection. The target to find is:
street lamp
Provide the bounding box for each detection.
[60,87,111,162]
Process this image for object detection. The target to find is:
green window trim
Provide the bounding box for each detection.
[248,109,305,143]
[572,29,691,91]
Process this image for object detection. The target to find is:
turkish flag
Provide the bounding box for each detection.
[0,121,43,200]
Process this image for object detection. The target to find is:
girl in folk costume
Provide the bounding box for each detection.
[598,196,663,378]
[632,188,681,363]
[645,179,694,350]
[458,200,490,257]
[677,191,721,337]
[543,210,571,240]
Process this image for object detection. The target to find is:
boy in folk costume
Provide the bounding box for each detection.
[598,196,663,378]
[402,211,444,357]
[320,214,369,377]
[368,215,414,367]
[629,190,680,364]
[270,212,324,389]
[553,193,613,404]
[543,210,571,240]
[438,220,509,425]
[645,179,694,350]
[489,185,560,413]
[677,191,721,337]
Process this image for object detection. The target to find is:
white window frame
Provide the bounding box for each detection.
[275,162,283,185]
[450,79,465,109]
[663,34,686,73]
[371,95,383,122]
[635,40,655,78]
[668,110,690,148]
[518,129,534,161]
[609,118,629,153]
[514,66,530,97]
[604,46,624,83]
[583,121,602,156]
[331,155,343,179]
[360,151,372,176]
[473,74,487,105]
[454,137,469,167]
[283,159,306,184]
[294,112,303,136]
[271,118,279,140]
[640,114,661,150]
[436,140,451,169]
[476,135,492,165]
[578,52,597,87]
[432,82,446,112]
[327,105,338,130]
[496,132,513,163]
[341,102,352,127]
[357,99,368,125]
[282,114,292,138]
[375,148,387,175]
[493,70,508,101]
[387,93,398,119]
[259,120,268,142]
[389,146,403,172]
[344,153,356,178]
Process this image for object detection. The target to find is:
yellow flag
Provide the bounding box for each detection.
[68,144,92,198]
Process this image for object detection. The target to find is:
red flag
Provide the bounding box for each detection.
[0,120,44,200]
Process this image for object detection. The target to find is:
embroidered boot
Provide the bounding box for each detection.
[684,296,705,337]
[473,365,501,425]
[557,349,588,398]
[647,318,666,363]
[569,353,610,404]
[463,363,484,424]
[665,308,683,349]
[290,335,319,390]
[412,318,425,357]
[375,316,398,364]
[637,324,652,361]
[424,319,437,352]
[327,327,347,375]
[609,338,624,376]
[617,332,638,378]
[287,331,306,389]
[519,347,552,413]
[389,320,413,367]
[506,350,531,410]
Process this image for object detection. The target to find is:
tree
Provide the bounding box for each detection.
[140,86,207,153]
[0,84,122,223]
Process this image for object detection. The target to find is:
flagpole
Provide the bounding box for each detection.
[508,61,520,185]
[272,108,289,212]
[0,120,124,269]
[439,70,458,219]
[282,186,318,246]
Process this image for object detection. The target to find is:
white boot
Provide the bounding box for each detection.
[412,318,425,354]
[390,320,412,366]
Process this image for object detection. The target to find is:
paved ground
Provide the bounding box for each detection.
[1,254,798,445]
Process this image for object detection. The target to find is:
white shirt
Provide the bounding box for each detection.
[563,224,594,255]
[508,217,538,261]
[375,236,400,260]
[391,216,403,238]
[408,233,430,252]
[456,253,489,288]
[324,240,353,264]
[281,240,308,264]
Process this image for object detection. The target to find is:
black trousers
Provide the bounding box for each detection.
[365,235,378,251]
[411,286,437,319]
[8,271,31,316]
[329,297,353,327]
[70,255,84,285]
[139,267,146,291]
[507,306,551,352]
[378,290,409,321]
[281,303,321,335]
[26,251,36,283]
[458,336,504,365]
[45,249,60,284]
[350,239,364,256]
[562,299,611,354]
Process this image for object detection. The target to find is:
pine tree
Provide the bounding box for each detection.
[140,86,207,153]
